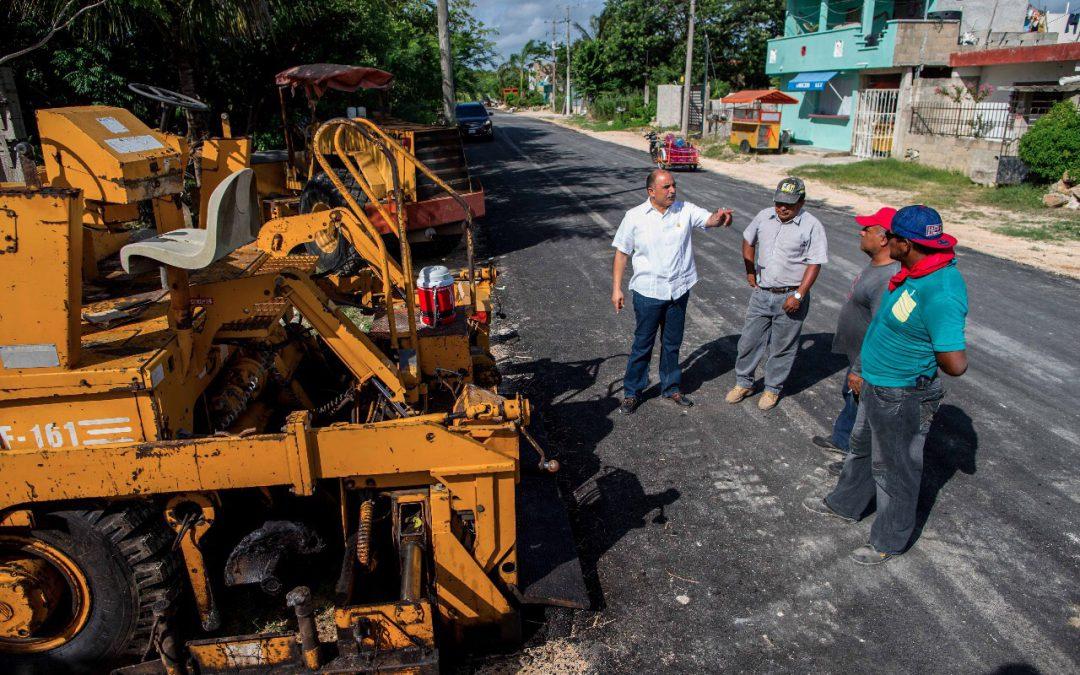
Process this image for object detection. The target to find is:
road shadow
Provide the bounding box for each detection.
[784,332,849,396]
[678,334,740,395]
[502,354,681,610]
[911,404,978,544]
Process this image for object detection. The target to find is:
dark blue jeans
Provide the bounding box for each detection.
[830,367,859,451]
[623,290,689,399]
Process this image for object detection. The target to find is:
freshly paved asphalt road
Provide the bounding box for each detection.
[457,113,1080,672]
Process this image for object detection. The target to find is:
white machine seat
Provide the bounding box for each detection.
[121,168,261,275]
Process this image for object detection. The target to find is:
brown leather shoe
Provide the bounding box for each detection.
[725,386,753,404]
[664,392,694,408]
[758,391,780,410]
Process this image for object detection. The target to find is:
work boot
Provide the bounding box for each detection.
[851,543,895,566]
[664,392,694,408]
[827,460,844,477]
[758,391,780,410]
[725,385,753,404]
[618,397,639,415]
[801,496,856,523]
[813,435,845,456]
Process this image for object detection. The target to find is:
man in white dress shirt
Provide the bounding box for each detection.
[611,169,733,415]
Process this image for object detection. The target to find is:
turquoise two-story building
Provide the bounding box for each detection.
[765,0,961,153]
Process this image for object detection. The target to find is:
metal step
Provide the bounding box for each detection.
[412,129,473,201]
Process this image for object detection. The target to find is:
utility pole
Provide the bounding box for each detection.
[565,5,572,116]
[702,33,710,135]
[436,0,456,123]
[550,20,558,112]
[680,0,696,137]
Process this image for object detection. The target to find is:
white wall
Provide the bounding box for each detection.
[656,84,682,128]
[953,61,1080,104]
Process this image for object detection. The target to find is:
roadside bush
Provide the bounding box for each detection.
[505,90,544,107]
[1018,100,1080,183]
[589,92,656,125]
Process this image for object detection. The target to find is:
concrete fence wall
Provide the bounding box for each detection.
[903,133,1003,186]
[656,84,682,128]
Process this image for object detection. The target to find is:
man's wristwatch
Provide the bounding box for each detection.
[793,291,803,300]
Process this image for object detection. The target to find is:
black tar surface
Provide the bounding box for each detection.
[449,114,1080,672]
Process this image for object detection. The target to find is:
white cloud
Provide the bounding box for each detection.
[470,0,606,61]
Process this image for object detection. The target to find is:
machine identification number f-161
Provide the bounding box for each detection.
[0,417,135,450]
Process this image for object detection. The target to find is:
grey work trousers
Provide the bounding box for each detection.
[734,287,809,394]
[826,378,944,554]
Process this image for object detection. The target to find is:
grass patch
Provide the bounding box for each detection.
[699,141,738,160]
[563,115,650,132]
[979,183,1046,210]
[996,220,1080,241]
[793,158,972,191]
[792,158,1078,222]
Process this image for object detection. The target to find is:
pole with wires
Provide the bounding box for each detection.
[680,0,696,137]
[437,0,456,123]
[565,5,572,115]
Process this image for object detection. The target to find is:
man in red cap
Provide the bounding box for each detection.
[812,207,900,474]
[804,205,968,565]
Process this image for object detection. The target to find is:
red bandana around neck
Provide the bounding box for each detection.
[889,249,955,291]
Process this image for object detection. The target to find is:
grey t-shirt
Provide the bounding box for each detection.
[832,260,901,373]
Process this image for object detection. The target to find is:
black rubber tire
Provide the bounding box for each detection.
[299,169,369,275]
[739,139,752,154]
[0,503,181,674]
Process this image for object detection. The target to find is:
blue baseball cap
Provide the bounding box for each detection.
[886,205,956,249]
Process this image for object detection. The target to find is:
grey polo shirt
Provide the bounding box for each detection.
[743,207,828,288]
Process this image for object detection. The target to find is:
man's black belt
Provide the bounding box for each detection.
[761,286,799,294]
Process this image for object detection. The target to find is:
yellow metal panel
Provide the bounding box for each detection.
[187,632,300,670]
[0,419,518,509]
[0,391,147,452]
[38,106,182,203]
[335,601,435,650]
[198,138,252,228]
[429,483,513,624]
[0,188,82,370]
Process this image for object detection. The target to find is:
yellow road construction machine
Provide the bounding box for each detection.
[0,85,584,674]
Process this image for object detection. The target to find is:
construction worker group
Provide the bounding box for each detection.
[610,170,968,565]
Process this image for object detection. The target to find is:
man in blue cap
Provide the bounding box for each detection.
[803,205,968,565]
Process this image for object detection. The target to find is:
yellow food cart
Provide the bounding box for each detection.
[722,89,798,153]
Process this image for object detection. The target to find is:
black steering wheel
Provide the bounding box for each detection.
[128,83,209,112]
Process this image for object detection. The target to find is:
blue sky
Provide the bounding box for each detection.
[471,0,606,62]
[472,0,1074,63]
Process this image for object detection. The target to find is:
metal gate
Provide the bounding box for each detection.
[851,88,899,159]
[688,85,705,135]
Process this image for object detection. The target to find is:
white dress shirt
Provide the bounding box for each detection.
[612,199,712,300]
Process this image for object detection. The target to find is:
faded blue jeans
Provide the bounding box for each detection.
[623,290,689,399]
[826,377,945,554]
[734,287,809,394]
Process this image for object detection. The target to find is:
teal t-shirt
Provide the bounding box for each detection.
[860,262,968,387]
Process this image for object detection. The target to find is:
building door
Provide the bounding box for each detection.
[851,88,899,158]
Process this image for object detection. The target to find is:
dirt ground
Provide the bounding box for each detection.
[516,110,1080,280]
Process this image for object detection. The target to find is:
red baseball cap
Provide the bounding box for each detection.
[854,207,897,229]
